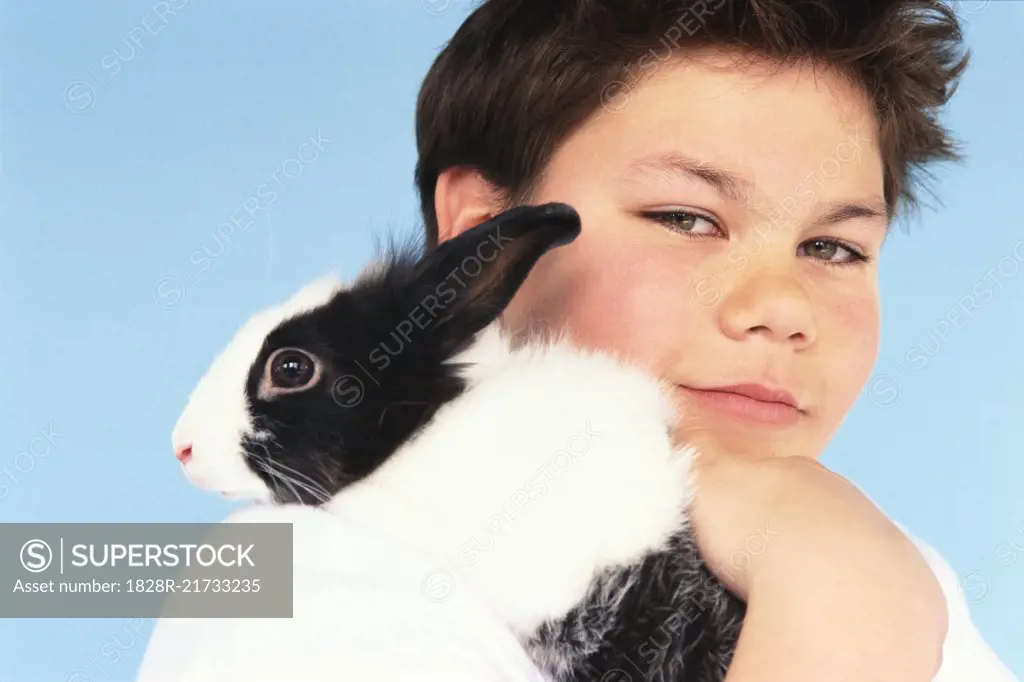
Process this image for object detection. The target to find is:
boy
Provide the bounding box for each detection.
[136,1,1018,680]
[413,0,1017,680]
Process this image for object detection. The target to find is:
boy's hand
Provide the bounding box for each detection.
[690,453,949,682]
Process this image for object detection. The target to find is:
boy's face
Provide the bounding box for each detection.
[440,51,887,461]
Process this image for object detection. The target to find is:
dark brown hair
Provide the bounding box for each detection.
[414,0,970,247]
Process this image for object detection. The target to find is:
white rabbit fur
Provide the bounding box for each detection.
[325,322,697,637]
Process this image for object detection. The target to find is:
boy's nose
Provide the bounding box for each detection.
[717,273,817,348]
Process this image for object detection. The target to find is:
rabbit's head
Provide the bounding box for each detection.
[170,203,581,504]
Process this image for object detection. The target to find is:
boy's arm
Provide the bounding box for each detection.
[692,455,949,682]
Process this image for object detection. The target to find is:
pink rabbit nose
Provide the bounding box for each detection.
[175,443,193,464]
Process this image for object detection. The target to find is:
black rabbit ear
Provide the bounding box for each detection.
[409,202,581,341]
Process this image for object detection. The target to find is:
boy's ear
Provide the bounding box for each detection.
[434,166,505,245]
[411,202,581,340]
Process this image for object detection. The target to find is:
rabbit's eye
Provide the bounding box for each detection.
[259,347,322,398]
[273,352,314,387]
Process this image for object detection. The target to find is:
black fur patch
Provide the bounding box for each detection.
[526,527,746,682]
[239,202,582,504]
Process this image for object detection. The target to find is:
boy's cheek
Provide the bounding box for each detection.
[818,294,880,413]
[554,246,707,364]
[826,293,880,366]
[506,217,715,367]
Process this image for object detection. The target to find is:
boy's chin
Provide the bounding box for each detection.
[672,421,818,461]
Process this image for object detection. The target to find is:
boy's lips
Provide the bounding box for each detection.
[676,383,805,426]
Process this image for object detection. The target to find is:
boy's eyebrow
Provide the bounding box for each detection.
[814,200,890,228]
[621,152,756,206]
[621,151,889,227]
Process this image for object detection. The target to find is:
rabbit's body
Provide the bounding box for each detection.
[171,203,745,681]
[330,325,744,681]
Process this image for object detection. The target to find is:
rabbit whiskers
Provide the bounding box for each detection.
[247,445,333,504]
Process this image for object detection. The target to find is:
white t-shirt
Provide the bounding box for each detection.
[134,504,1019,682]
[897,522,1019,682]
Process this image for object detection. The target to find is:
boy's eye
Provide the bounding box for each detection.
[643,210,722,237]
[643,211,871,267]
[798,238,868,265]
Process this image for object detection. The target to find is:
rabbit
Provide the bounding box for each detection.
[171,202,746,682]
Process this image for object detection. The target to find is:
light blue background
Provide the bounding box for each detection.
[1,1,1020,679]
